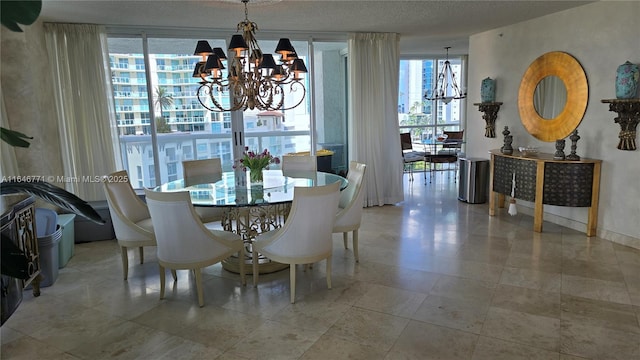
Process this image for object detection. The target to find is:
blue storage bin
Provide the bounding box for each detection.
[34,209,62,287]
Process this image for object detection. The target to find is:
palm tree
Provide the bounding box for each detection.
[154,86,174,115]
[153,86,174,133]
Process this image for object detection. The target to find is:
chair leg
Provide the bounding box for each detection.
[343,232,348,249]
[195,268,204,307]
[171,269,177,282]
[326,256,332,290]
[239,248,246,286]
[120,246,129,280]
[252,248,259,287]
[139,247,144,264]
[159,265,166,300]
[289,264,296,304]
[353,229,359,263]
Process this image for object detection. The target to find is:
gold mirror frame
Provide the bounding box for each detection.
[518,51,588,142]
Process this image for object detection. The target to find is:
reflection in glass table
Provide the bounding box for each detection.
[154,170,348,274]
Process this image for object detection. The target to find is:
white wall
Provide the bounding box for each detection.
[466,1,640,248]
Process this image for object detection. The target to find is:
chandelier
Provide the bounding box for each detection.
[192,0,307,112]
[424,47,466,104]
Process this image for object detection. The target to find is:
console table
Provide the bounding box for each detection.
[488,150,602,236]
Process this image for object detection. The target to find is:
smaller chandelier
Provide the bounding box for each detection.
[425,47,466,104]
[193,0,307,112]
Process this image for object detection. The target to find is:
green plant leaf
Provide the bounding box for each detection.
[1,127,32,148]
[1,180,105,225]
[1,0,42,32]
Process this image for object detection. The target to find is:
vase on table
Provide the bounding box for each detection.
[248,168,264,184]
[250,185,265,205]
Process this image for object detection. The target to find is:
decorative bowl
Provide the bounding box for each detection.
[518,146,539,157]
[436,134,448,142]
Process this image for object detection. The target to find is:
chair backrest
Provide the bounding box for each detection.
[443,130,464,149]
[335,161,367,229]
[259,181,341,260]
[182,158,222,186]
[144,189,237,265]
[339,161,366,209]
[103,170,154,242]
[281,155,317,177]
[400,133,413,151]
[103,170,149,224]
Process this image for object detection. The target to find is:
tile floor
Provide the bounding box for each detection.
[2,172,639,359]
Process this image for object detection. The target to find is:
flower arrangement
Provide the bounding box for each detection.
[234,147,280,183]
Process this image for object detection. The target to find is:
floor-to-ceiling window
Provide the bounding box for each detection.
[107,33,347,188]
[398,57,466,148]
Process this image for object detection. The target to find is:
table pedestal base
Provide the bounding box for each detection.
[220,203,291,274]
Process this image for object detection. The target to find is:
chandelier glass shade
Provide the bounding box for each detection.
[193,0,307,112]
[424,47,466,104]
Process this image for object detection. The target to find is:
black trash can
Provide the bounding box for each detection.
[458,157,490,204]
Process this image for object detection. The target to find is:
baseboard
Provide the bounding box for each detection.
[515,205,640,250]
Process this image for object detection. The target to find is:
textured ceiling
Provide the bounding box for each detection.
[39,0,594,56]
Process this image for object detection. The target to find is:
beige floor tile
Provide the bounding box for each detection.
[1,335,80,359]
[223,320,323,359]
[388,320,478,359]
[299,334,387,360]
[560,320,640,360]
[429,275,496,303]
[324,307,409,352]
[562,258,626,283]
[270,299,351,332]
[561,274,632,305]
[411,294,490,334]
[499,266,561,292]
[353,283,426,318]
[560,295,640,334]
[490,284,561,318]
[471,336,560,360]
[481,307,560,352]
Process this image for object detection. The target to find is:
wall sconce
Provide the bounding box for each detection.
[473,102,502,138]
[601,99,640,150]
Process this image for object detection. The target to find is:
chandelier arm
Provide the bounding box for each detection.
[255,84,276,110]
[278,82,307,111]
[197,85,221,112]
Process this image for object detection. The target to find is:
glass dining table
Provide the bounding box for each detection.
[154,169,348,274]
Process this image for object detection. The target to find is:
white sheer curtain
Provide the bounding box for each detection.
[348,33,403,207]
[44,24,119,201]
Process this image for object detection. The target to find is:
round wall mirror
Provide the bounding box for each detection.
[518,51,588,142]
[534,75,567,119]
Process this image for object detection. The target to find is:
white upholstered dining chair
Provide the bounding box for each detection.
[182,158,224,223]
[144,189,245,307]
[333,161,367,262]
[281,154,317,178]
[103,170,156,280]
[252,181,341,303]
[182,158,223,186]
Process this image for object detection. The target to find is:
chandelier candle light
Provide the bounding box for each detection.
[192,0,307,112]
[425,46,466,104]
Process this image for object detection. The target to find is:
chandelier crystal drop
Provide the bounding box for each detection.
[424,47,466,104]
[193,0,307,112]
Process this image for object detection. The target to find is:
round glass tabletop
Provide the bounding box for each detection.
[153,170,348,207]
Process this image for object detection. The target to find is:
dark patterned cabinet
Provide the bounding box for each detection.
[488,150,602,236]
